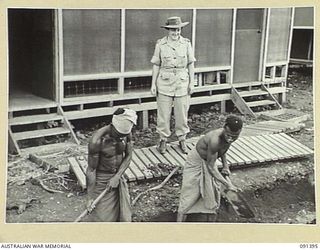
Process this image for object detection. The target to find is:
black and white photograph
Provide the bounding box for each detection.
[5,5,316,228]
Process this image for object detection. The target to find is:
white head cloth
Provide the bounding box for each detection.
[112,108,137,134]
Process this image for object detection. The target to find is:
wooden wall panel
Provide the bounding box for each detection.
[63,10,121,75]
[236,9,264,30]
[195,9,233,67]
[294,7,314,27]
[267,8,292,63]
[233,31,262,82]
[233,9,263,83]
[125,9,192,71]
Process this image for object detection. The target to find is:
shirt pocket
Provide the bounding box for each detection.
[160,72,172,80]
[161,55,173,67]
[176,52,187,67]
[179,71,189,81]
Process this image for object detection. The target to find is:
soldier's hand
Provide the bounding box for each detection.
[188,86,194,95]
[150,85,157,96]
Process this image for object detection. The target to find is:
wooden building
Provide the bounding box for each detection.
[290,7,314,64]
[8,8,300,154]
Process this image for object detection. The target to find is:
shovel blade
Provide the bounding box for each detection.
[224,190,255,218]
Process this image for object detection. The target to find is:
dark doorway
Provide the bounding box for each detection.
[8,9,55,101]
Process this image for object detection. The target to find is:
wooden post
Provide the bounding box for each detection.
[198,73,203,86]
[262,8,270,81]
[216,71,221,84]
[271,66,276,81]
[221,101,226,114]
[281,65,286,78]
[77,104,84,111]
[54,9,59,103]
[284,7,295,95]
[119,9,126,96]
[192,9,197,52]
[138,110,149,130]
[106,101,114,107]
[57,9,64,104]
[259,9,268,81]
[230,8,237,84]
[226,71,231,83]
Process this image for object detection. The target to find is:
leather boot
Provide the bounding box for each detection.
[179,140,188,154]
[157,139,167,154]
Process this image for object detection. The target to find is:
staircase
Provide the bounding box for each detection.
[8,105,79,155]
[231,83,283,117]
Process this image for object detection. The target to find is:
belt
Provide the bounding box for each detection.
[160,67,186,74]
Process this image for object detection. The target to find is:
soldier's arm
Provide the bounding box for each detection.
[186,40,196,95]
[151,64,160,96]
[151,42,161,96]
[187,62,195,95]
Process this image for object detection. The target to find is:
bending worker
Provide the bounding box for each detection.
[177,115,243,222]
[85,108,137,222]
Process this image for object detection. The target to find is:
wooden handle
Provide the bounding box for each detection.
[74,187,110,223]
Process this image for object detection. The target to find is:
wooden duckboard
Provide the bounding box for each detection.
[67,133,313,185]
[259,108,311,123]
[240,120,305,137]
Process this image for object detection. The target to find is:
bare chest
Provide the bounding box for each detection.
[100,137,127,157]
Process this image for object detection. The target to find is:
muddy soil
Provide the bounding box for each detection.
[6,64,315,224]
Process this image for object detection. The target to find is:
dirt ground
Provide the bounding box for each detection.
[6,64,315,224]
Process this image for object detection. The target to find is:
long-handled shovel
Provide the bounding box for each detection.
[222,175,255,219]
[74,186,111,222]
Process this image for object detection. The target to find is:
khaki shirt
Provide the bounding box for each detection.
[151,36,196,97]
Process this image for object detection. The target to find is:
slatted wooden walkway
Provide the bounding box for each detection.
[183,120,305,144]
[240,120,305,137]
[258,108,310,123]
[68,132,313,187]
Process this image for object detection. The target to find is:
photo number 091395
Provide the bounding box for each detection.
[300,244,318,249]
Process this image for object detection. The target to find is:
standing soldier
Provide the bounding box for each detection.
[150,16,196,155]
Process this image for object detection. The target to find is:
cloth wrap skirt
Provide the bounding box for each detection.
[178,147,221,214]
[86,171,131,222]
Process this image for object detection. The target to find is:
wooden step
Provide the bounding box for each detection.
[247,99,276,108]
[9,113,63,126]
[238,89,268,97]
[9,102,57,112]
[13,127,70,141]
